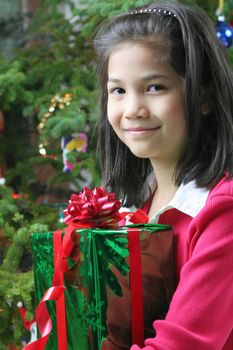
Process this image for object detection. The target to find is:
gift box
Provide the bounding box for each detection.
[32,223,176,350]
[28,187,176,350]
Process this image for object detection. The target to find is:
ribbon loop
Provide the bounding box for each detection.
[63,187,122,227]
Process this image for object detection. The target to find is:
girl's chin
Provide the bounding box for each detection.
[129,149,152,159]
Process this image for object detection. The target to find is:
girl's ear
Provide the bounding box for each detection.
[201,101,212,115]
[201,88,213,116]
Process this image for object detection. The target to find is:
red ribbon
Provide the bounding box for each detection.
[128,227,144,347]
[22,286,65,350]
[125,208,149,224]
[53,231,68,350]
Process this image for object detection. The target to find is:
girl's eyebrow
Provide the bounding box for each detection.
[108,78,121,83]
[141,74,172,81]
[108,74,172,83]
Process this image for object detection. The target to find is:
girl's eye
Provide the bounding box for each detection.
[147,84,164,92]
[110,87,125,95]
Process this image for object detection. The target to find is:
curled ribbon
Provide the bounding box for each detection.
[22,283,65,350]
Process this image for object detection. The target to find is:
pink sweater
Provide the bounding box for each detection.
[131,174,233,350]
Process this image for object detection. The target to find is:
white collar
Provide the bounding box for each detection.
[149,180,210,223]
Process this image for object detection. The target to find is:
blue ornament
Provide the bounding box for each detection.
[216,15,233,48]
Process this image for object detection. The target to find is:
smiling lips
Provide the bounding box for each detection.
[123,126,161,134]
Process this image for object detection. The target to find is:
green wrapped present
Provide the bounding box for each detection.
[29,188,176,350]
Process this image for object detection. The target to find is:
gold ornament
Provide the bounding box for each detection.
[38,93,73,155]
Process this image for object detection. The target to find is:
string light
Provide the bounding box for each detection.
[216,0,224,16]
[37,93,73,156]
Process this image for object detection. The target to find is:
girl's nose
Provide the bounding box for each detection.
[123,94,149,119]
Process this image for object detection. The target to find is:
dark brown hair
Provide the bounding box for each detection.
[94,0,233,207]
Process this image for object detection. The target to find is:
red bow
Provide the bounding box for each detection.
[63,187,122,227]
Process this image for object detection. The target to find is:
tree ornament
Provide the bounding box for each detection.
[0,168,6,186]
[61,132,88,173]
[17,302,37,345]
[38,92,73,156]
[0,176,6,186]
[0,110,5,133]
[215,0,233,48]
[216,15,233,47]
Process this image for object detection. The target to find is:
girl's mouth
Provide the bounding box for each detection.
[124,126,161,134]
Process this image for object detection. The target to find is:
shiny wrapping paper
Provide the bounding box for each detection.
[32,224,176,350]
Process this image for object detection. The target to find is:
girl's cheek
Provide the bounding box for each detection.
[107,105,120,126]
[108,114,118,129]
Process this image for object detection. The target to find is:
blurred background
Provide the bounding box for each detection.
[0,0,233,348]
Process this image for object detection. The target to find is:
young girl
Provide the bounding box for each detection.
[94,1,233,349]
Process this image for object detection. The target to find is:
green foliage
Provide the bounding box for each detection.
[0,0,101,197]
[0,270,34,349]
[0,184,61,347]
[0,61,32,110]
[0,186,18,225]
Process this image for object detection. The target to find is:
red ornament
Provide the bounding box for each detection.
[0,110,4,133]
[11,193,29,199]
[17,302,36,331]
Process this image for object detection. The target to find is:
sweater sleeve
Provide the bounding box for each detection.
[131,194,233,350]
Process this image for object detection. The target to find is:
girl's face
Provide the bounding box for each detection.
[107,42,187,170]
